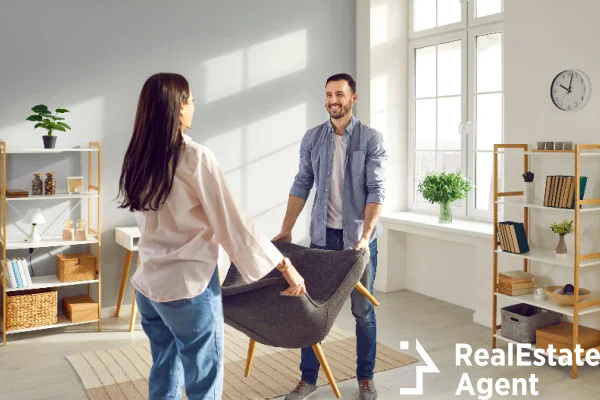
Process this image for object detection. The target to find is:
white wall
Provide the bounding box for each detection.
[503,0,600,329]
[0,0,356,310]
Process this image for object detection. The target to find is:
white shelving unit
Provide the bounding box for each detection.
[5,275,99,293]
[0,143,102,345]
[492,143,600,379]
[7,192,99,202]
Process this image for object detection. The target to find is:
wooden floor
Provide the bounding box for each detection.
[1,290,599,399]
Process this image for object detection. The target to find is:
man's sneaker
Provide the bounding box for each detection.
[359,379,378,400]
[284,381,317,400]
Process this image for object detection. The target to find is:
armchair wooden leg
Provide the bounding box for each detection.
[116,250,133,317]
[245,339,256,377]
[355,283,379,306]
[312,344,341,399]
[129,255,141,332]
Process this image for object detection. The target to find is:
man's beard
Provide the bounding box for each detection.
[328,103,351,119]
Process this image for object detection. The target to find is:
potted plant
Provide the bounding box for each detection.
[417,170,473,224]
[523,171,535,203]
[26,105,71,149]
[550,219,574,259]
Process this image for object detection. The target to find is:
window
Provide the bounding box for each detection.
[408,0,503,221]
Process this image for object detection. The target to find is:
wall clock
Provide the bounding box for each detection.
[550,69,591,111]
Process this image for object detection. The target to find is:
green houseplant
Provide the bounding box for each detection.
[26,105,71,148]
[417,170,473,224]
[550,220,574,259]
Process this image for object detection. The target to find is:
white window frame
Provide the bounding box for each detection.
[408,1,503,222]
[409,0,467,40]
[467,22,504,222]
[469,0,504,27]
[408,30,468,216]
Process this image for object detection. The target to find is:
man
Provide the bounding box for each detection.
[274,73,387,400]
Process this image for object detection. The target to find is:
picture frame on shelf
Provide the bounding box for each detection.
[67,176,84,194]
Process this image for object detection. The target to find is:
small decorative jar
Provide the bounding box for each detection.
[63,218,74,241]
[32,173,43,195]
[75,219,88,241]
[44,172,56,195]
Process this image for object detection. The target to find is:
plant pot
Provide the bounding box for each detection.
[555,234,568,259]
[439,201,452,224]
[524,182,535,203]
[43,135,57,149]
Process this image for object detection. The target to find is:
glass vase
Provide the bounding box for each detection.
[439,201,452,224]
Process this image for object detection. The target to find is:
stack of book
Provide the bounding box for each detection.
[6,189,28,198]
[4,258,33,289]
[543,175,587,208]
[497,221,530,254]
[498,270,534,296]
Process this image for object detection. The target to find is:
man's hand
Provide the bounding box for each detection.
[355,237,370,252]
[273,231,292,243]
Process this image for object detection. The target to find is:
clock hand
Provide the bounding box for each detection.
[568,74,574,92]
[560,84,570,91]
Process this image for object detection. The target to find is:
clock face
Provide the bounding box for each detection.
[551,70,591,111]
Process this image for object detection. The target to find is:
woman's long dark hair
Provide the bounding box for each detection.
[118,73,190,212]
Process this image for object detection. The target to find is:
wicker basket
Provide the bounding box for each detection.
[544,285,591,306]
[57,252,96,282]
[6,289,58,331]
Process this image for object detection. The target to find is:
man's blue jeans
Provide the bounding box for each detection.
[136,267,224,400]
[301,228,378,384]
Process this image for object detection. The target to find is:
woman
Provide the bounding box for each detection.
[118,73,306,400]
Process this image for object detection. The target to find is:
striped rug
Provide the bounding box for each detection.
[67,325,418,399]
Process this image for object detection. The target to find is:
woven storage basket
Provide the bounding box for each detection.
[501,303,561,343]
[6,289,58,331]
[57,252,96,282]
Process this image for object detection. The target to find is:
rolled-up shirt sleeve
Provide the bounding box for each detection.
[193,149,283,283]
[289,132,314,200]
[365,130,387,205]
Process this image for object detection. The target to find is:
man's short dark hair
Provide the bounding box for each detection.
[326,73,356,94]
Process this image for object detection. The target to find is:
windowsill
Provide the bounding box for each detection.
[381,211,494,240]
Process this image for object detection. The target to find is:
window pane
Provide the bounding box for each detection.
[415,99,436,150]
[437,96,461,150]
[475,152,494,210]
[416,46,436,98]
[477,33,502,92]
[414,151,436,202]
[476,93,502,150]
[438,0,462,27]
[414,0,436,32]
[476,0,502,18]
[438,40,462,96]
[437,152,461,173]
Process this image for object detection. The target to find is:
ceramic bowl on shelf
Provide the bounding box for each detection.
[544,285,590,306]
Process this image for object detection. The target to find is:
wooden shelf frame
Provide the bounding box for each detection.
[0,141,102,346]
[492,143,600,379]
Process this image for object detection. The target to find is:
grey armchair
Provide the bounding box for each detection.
[221,241,371,398]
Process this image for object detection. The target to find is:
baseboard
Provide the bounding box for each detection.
[473,311,492,328]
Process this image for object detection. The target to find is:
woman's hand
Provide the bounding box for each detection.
[277,257,306,296]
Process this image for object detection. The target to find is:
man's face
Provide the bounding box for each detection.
[325,80,357,119]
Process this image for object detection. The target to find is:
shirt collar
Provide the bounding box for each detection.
[182,133,193,143]
[327,114,357,135]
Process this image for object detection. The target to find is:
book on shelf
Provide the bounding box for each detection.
[5,258,32,289]
[543,175,587,208]
[498,280,535,290]
[497,270,534,296]
[497,222,529,254]
[6,189,28,198]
